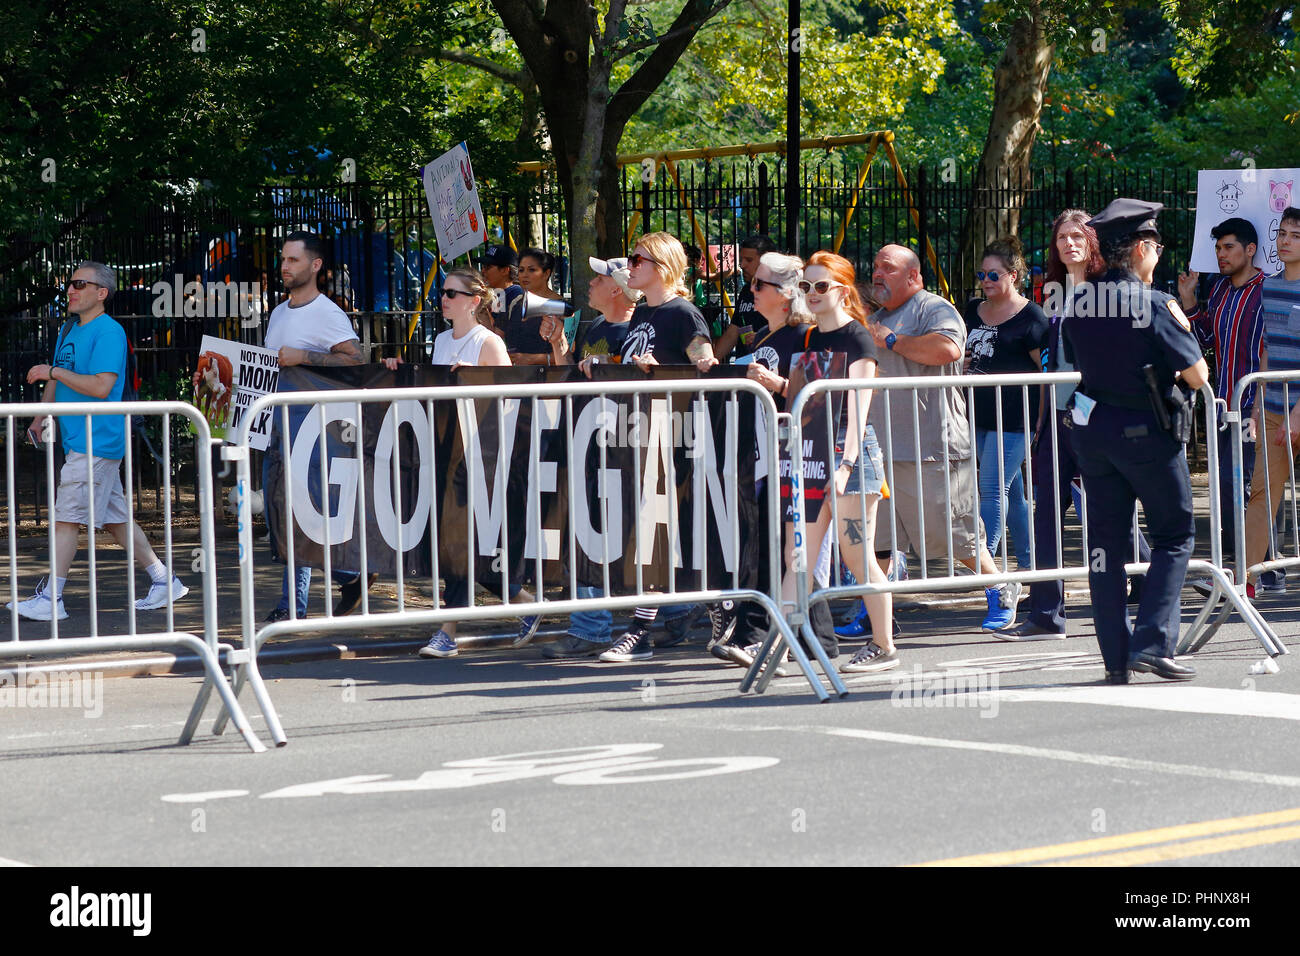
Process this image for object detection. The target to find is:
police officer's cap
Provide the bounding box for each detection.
[1088,198,1163,250]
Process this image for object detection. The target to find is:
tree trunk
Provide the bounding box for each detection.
[566,2,627,319]
[956,9,1054,303]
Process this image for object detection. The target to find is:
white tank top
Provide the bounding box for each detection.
[432,323,494,366]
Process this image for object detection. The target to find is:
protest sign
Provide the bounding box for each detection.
[1191,168,1299,273]
[421,142,489,264]
[195,335,279,450]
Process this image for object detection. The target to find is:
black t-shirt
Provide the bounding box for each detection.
[573,317,630,362]
[805,320,880,447]
[729,285,759,334]
[620,297,711,365]
[806,320,880,369]
[962,298,1049,431]
[748,323,810,412]
[496,284,555,355]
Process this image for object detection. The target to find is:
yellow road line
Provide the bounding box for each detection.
[912,805,1300,866]
[1043,823,1300,866]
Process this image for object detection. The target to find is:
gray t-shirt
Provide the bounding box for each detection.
[868,289,971,461]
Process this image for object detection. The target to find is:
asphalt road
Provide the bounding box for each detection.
[2,587,1298,870]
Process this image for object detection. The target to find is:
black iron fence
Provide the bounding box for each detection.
[2,157,1200,407]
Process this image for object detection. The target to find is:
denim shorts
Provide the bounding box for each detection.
[839,425,885,496]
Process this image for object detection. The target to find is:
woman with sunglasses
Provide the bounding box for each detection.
[597,232,717,663]
[771,251,898,674]
[701,252,816,665]
[962,238,1049,578]
[385,269,542,658]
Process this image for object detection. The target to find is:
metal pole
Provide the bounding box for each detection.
[785,0,800,255]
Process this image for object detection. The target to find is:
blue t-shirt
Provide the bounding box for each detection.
[53,314,128,458]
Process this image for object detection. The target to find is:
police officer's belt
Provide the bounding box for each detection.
[1079,387,1150,412]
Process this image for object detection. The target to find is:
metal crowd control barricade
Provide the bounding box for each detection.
[1180,370,1299,658]
[222,376,841,746]
[1,400,266,752]
[764,373,1277,681]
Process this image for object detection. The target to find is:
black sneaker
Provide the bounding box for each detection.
[334,572,379,616]
[599,623,653,662]
[655,604,705,647]
[264,607,291,624]
[542,634,608,659]
[705,603,738,652]
[839,641,900,674]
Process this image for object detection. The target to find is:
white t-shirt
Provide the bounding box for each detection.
[264,293,358,353]
[432,323,496,366]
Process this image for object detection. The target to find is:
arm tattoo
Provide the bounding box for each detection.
[686,336,714,363]
[305,340,363,367]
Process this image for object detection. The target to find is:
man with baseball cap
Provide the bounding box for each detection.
[543,256,640,371]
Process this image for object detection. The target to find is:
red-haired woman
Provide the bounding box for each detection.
[761,251,898,674]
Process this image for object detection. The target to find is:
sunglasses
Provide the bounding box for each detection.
[442,287,476,300]
[1145,240,1165,257]
[975,271,1010,282]
[752,277,782,292]
[628,253,660,269]
[66,279,102,290]
[797,279,843,295]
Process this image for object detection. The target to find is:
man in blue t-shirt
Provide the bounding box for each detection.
[8,261,187,622]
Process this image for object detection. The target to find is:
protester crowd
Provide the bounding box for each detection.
[15,203,1300,684]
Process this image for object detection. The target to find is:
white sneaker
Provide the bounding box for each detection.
[135,576,189,610]
[7,582,68,621]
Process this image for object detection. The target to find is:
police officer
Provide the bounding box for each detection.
[1063,199,1210,684]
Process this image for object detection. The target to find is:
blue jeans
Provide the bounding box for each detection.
[570,586,613,643]
[975,427,1031,567]
[276,567,358,617]
[263,449,358,616]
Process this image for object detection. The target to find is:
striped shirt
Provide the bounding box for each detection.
[1189,270,1264,413]
[1260,272,1300,415]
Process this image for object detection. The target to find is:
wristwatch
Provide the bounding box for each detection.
[885,332,897,351]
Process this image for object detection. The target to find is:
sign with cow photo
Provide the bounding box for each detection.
[193,335,280,450]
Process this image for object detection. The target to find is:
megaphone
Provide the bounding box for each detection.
[522,291,574,318]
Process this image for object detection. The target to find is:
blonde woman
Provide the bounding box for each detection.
[385,269,541,658]
[598,232,717,662]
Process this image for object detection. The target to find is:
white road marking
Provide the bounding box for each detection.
[160,790,251,803]
[986,685,1300,721]
[816,726,1300,788]
[0,856,31,867]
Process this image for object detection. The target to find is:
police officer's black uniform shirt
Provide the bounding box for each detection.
[1062,268,1203,407]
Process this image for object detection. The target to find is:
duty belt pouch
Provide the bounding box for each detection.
[1167,386,1193,444]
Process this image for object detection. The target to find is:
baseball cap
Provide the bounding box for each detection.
[589,256,642,302]
[476,245,519,268]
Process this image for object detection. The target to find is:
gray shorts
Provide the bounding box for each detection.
[54,452,130,528]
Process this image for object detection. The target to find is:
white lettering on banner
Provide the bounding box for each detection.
[572,398,624,562]
[459,397,523,558]
[289,403,360,545]
[638,398,681,567]
[523,398,563,561]
[373,400,433,551]
[691,399,738,573]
